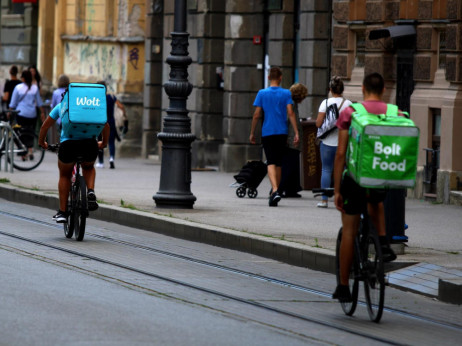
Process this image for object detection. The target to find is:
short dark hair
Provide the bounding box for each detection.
[268,66,282,81]
[329,76,344,94]
[9,65,18,76]
[363,72,384,95]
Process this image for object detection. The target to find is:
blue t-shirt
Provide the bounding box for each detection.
[49,103,93,143]
[253,86,293,137]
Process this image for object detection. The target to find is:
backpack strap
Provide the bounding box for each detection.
[350,103,368,115]
[386,104,398,116]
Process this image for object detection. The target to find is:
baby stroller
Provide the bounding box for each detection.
[230,160,267,198]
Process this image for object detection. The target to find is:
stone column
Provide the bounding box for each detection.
[188,0,226,168]
[142,0,164,158]
[219,1,265,172]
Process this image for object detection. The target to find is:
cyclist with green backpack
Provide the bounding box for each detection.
[332,73,400,302]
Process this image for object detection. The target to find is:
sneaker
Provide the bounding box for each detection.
[95,162,104,168]
[269,191,281,207]
[381,245,397,263]
[332,284,352,302]
[29,154,34,161]
[87,191,99,211]
[317,201,328,208]
[53,210,68,223]
[109,161,115,169]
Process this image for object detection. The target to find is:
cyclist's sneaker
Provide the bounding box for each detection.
[87,190,99,211]
[53,210,68,223]
[381,245,397,263]
[332,284,352,302]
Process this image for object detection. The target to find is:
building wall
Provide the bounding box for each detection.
[35,0,146,157]
[0,1,38,84]
[331,0,462,203]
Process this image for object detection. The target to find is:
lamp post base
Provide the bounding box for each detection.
[153,192,196,209]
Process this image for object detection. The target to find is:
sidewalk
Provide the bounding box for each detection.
[1,153,462,302]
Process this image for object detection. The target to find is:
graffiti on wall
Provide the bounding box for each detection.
[64,42,126,92]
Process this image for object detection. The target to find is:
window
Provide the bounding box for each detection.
[438,30,447,69]
[355,29,366,67]
[431,108,441,150]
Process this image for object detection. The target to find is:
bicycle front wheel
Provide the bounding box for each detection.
[73,176,87,241]
[64,185,75,239]
[335,227,359,316]
[363,234,385,323]
[10,129,45,171]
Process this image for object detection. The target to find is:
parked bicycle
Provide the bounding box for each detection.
[0,110,45,171]
[48,144,88,241]
[313,187,385,323]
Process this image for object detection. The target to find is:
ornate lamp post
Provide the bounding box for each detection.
[153,0,196,208]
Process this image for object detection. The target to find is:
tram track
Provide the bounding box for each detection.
[1,209,461,344]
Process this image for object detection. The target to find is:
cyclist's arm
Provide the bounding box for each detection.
[98,123,110,149]
[334,128,349,212]
[38,116,56,149]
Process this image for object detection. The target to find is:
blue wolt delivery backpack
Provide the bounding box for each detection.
[60,83,107,139]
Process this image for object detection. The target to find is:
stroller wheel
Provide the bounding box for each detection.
[236,186,246,198]
[247,188,258,198]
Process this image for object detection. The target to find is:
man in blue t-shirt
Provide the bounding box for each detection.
[249,67,299,207]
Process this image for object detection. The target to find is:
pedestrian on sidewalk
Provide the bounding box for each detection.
[278,83,308,198]
[95,80,125,169]
[50,74,70,130]
[249,66,300,207]
[2,65,21,113]
[315,76,352,208]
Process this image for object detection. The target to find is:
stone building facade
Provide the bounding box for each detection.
[145,0,332,172]
[331,0,462,204]
[2,0,460,204]
[1,0,146,157]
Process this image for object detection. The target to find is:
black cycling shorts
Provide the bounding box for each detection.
[340,174,387,215]
[262,134,287,166]
[58,139,98,164]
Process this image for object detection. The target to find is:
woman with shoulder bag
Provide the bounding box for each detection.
[315,76,352,208]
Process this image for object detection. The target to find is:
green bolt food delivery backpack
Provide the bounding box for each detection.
[60,83,107,139]
[346,103,419,189]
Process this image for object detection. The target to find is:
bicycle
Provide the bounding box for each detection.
[48,144,88,241]
[0,110,45,171]
[313,187,385,323]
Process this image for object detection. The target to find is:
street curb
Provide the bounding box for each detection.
[0,183,337,274]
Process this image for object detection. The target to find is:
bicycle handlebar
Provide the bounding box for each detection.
[46,144,60,153]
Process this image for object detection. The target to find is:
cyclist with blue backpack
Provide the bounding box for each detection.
[38,83,109,223]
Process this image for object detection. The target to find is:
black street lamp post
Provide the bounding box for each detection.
[153,0,196,208]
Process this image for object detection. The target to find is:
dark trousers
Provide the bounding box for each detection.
[279,147,302,195]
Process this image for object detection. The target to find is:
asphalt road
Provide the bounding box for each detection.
[1,200,461,345]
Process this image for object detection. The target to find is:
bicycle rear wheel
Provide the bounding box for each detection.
[363,234,385,323]
[73,176,87,241]
[335,227,359,316]
[10,129,45,171]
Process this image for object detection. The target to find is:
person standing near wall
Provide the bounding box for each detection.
[315,76,352,208]
[278,83,308,198]
[249,67,300,207]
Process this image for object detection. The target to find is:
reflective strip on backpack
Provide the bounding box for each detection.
[364,126,419,137]
[359,177,416,188]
